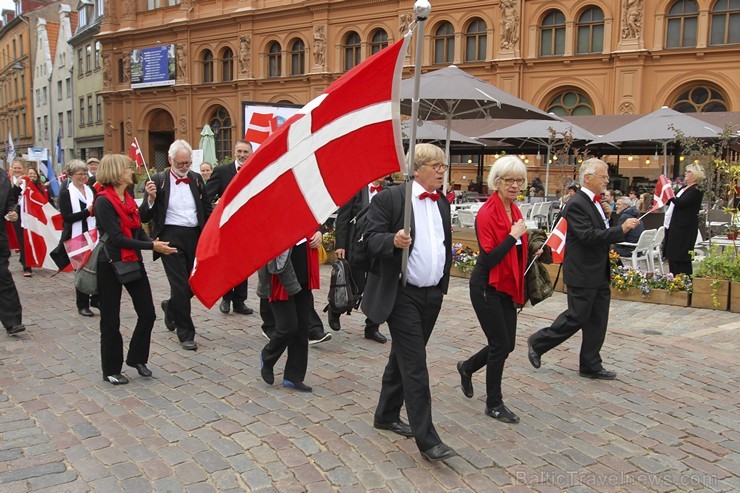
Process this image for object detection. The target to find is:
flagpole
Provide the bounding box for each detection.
[401,0,431,287]
[135,137,152,181]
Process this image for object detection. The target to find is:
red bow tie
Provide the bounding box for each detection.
[419,191,439,201]
[172,172,190,185]
[593,194,602,203]
[370,185,382,193]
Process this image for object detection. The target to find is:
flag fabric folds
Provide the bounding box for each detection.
[190,35,411,307]
[244,112,279,145]
[63,229,99,271]
[21,177,64,270]
[129,138,146,171]
[652,175,675,211]
[544,217,568,264]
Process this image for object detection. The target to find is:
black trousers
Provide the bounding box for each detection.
[529,284,611,372]
[463,283,516,408]
[0,232,22,329]
[669,259,692,277]
[261,287,312,383]
[76,289,98,310]
[375,283,443,451]
[223,280,248,304]
[11,217,27,270]
[97,260,156,378]
[159,225,199,342]
[261,296,324,337]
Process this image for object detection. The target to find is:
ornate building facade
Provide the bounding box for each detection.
[98,0,739,169]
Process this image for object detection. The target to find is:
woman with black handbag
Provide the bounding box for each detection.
[95,154,176,385]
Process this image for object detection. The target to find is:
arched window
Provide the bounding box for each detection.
[540,10,566,56]
[710,0,740,46]
[434,21,455,64]
[546,90,594,116]
[672,85,729,112]
[465,18,487,61]
[289,39,305,75]
[267,41,282,78]
[343,32,361,71]
[221,47,233,81]
[576,7,604,54]
[371,29,388,55]
[666,0,699,48]
[202,50,213,83]
[209,106,232,163]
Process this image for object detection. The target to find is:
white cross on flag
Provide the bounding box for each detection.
[190,34,411,307]
[544,217,568,264]
[652,174,675,211]
[129,138,146,172]
[21,178,64,270]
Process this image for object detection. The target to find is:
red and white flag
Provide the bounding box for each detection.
[244,113,278,144]
[129,138,146,172]
[652,175,675,211]
[21,178,64,270]
[63,229,99,271]
[190,35,411,307]
[544,217,568,264]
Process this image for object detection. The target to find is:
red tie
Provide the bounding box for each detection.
[419,191,439,201]
[593,194,602,203]
[370,185,382,193]
[171,171,190,185]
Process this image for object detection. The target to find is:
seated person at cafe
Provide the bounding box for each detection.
[611,197,645,259]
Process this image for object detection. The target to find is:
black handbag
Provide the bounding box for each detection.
[110,260,142,284]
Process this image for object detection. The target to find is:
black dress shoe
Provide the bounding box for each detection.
[161,300,175,331]
[6,325,26,335]
[420,443,457,462]
[364,330,387,344]
[327,310,341,331]
[579,369,617,380]
[373,420,413,437]
[283,379,312,392]
[181,340,198,351]
[219,299,230,314]
[78,308,94,317]
[260,354,274,385]
[103,374,129,385]
[485,403,520,423]
[527,336,541,369]
[457,361,474,398]
[127,363,152,377]
[233,303,254,315]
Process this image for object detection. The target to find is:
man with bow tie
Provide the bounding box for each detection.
[328,178,387,343]
[362,143,457,463]
[527,158,638,380]
[140,140,212,351]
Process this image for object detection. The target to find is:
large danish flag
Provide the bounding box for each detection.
[652,174,675,211]
[20,177,64,270]
[190,34,411,307]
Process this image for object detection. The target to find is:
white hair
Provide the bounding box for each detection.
[487,155,527,190]
[579,158,607,186]
[168,139,193,161]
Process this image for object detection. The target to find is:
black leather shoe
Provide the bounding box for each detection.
[373,420,413,438]
[364,330,387,344]
[127,363,152,377]
[527,336,541,369]
[161,300,175,331]
[181,340,198,351]
[420,443,457,462]
[6,325,26,335]
[260,354,274,385]
[103,374,129,385]
[579,369,617,380]
[283,379,312,392]
[233,303,254,315]
[309,331,332,345]
[78,308,94,317]
[219,299,230,314]
[327,310,341,331]
[485,403,520,423]
[457,361,474,398]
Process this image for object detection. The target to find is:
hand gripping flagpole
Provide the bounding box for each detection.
[401,0,431,287]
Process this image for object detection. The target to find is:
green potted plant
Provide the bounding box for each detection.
[691,246,735,310]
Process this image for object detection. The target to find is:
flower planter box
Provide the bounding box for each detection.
[450,265,472,279]
[543,263,566,293]
[730,281,740,313]
[611,287,690,307]
[691,277,730,311]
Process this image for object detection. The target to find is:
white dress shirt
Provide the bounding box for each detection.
[164,171,198,227]
[582,188,609,228]
[663,187,686,228]
[407,181,445,287]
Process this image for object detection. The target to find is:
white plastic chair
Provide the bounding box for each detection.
[518,203,532,220]
[617,229,656,272]
[458,209,475,228]
[649,226,665,274]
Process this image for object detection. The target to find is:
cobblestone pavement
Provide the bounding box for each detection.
[1,258,738,492]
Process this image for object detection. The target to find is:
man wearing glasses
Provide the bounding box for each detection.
[527,158,639,380]
[140,140,212,351]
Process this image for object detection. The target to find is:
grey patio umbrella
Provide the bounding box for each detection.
[400,120,482,145]
[479,118,598,194]
[588,106,722,176]
[199,124,217,166]
[400,65,555,193]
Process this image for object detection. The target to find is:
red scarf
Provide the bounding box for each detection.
[99,186,141,262]
[476,193,527,304]
[270,241,321,302]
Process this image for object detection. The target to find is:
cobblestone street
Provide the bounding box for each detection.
[1,258,738,492]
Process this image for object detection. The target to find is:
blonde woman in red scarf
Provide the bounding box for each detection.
[95,154,176,385]
[456,155,529,423]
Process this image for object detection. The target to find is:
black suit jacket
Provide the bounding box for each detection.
[361,185,452,324]
[562,190,625,288]
[206,161,238,204]
[335,186,370,253]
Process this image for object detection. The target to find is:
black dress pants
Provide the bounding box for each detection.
[159,225,199,342]
[669,259,692,277]
[260,296,324,337]
[0,234,22,329]
[375,283,443,452]
[261,287,312,383]
[223,280,248,304]
[12,218,27,270]
[76,289,98,310]
[529,284,611,372]
[97,260,156,378]
[463,283,516,408]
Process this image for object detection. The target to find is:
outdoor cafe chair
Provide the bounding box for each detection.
[458,209,476,228]
[617,228,657,272]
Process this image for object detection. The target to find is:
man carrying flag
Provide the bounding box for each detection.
[527,159,639,380]
[0,164,25,335]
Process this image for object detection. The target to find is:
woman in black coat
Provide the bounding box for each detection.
[663,164,705,276]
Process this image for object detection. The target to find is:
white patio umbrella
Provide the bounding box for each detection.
[400,120,482,145]
[479,118,598,194]
[199,124,217,165]
[400,65,555,193]
[588,107,723,176]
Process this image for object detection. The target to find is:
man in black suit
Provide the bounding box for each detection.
[330,178,387,343]
[362,143,456,463]
[528,158,639,380]
[0,166,24,336]
[140,140,212,351]
[206,139,255,316]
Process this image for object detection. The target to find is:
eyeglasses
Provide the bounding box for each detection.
[424,163,449,172]
[590,174,610,181]
[174,160,192,166]
[501,177,525,186]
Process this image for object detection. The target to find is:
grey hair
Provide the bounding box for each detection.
[406,143,445,171]
[168,139,193,161]
[66,159,88,175]
[616,196,632,208]
[579,158,607,185]
[487,155,527,190]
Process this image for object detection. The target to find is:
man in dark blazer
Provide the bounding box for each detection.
[528,158,639,380]
[0,166,24,336]
[330,178,387,343]
[140,140,212,351]
[206,139,255,316]
[362,143,456,463]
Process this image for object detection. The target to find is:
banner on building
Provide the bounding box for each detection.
[242,102,301,151]
[131,45,176,89]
